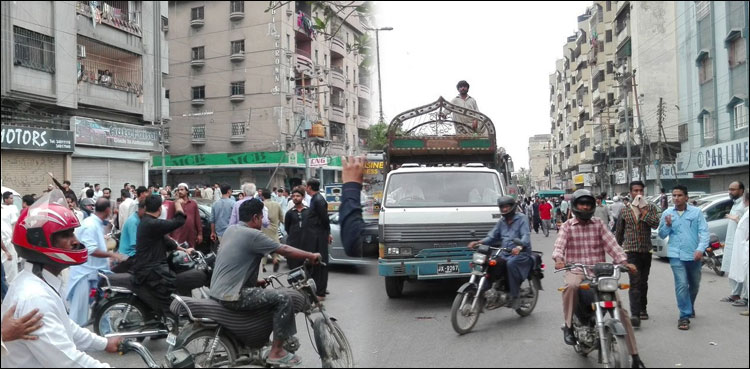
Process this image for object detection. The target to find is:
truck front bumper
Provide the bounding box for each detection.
[378,258,473,279]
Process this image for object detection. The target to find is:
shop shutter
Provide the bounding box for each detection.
[109,159,145,189]
[0,151,65,195]
[72,157,109,192]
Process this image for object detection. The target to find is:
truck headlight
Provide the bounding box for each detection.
[472,253,487,265]
[400,248,412,256]
[387,248,400,255]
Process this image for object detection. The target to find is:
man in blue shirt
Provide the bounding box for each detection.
[211,183,236,246]
[658,184,709,331]
[113,201,145,273]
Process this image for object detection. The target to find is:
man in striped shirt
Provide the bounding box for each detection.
[615,181,661,327]
[553,189,643,368]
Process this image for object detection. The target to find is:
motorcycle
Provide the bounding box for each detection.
[556,262,632,368]
[91,249,215,340]
[702,233,724,276]
[168,261,354,368]
[450,240,544,335]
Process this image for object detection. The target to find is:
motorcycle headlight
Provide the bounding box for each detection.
[472,253,487,265]
[597,278,619,292]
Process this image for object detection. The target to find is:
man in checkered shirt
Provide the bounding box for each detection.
[553,189,644,368]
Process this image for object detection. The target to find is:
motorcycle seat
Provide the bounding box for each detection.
[99,273,135,291]
[170,290,309,348]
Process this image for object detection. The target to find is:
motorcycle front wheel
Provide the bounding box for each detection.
[313,318,354,368]
[93,297,148,336]
[180,328,236,367]
[450,287,482,335]
[603,328,630,368]
[515,277,539,317]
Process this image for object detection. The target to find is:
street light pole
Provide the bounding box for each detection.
[364,26,393,125]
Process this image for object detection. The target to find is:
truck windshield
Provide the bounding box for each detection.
[384,172,502,208]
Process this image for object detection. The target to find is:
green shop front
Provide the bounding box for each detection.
[150,151,343,190]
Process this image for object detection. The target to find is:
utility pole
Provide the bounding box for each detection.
[364,26,393,125]
[616,57,633,185]
[655,97,664,191]
[548,140,553,189]
[631,69,646,183]
[153,1,165,188]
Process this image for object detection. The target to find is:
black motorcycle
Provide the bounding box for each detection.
[703,233,725,276]
[556,262,631,368]
[91,249,215,339]
[167,261,354,368]
[451,241,544,335]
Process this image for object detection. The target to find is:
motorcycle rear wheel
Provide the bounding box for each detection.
[93,297,148,336]
[515,278,539,317]
[450,288,482,335]
[313,318,354,368]
[710,256,724,276]
[603,328,630,368]
[180,328,236,367]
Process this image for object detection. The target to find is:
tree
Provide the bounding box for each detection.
[367,121,388,151]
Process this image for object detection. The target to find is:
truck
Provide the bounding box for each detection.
[378,97,509,298]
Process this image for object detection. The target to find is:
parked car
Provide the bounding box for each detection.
[649,191,708,208]
[328,212,378,265]
[652,193,734,258]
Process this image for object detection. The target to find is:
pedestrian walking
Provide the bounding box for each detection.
[210,184,236,247]
[615,181,661,327]
[168,183,203,249]
[261,189,285,273]
[658,185,710,330]
[728,192,749,314]
[594,195,612,230]
[532,198,541,234]
[539,198,552,237]
[302,178,332,300]
[285,187,310,270]
[720,181,747,306]
[229,183,269,228]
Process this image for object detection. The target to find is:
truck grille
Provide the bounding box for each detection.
[382,223,495,243]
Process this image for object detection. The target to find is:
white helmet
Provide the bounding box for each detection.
[613,195,620,202]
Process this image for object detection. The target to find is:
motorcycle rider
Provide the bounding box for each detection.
[552,189,645,368]
[0,190,122,367]
[468,196,532,310]
[210,198,321,367]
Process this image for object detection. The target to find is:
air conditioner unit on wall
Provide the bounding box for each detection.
[77,44,86,58]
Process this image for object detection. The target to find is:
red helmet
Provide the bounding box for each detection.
[12,190,87,266]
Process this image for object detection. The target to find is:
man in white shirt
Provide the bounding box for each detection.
[0,190,121,367]
[118,188,135,230]
[78,183,91,202]
[93,184,103,200]
[448,80,480,135]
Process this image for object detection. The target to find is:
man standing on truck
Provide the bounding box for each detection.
[448,80,479,135]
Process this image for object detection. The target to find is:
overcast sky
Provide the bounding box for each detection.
[374,1,591,169]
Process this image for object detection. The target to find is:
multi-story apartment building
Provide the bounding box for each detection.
[528,134,552,191]
[549,1,703,195]
[1,1,169,195]
[158,1,374,190]
[675,1,748,192]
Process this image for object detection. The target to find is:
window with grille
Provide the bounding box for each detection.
[699,56,712,84]
[192,47,204,61]
[231,81,245,96]
[729,37,746,68]
[191,7,204,20]
[232,122,246,137]
[165,89,170,99]
[192,125,206,140]
[703,113,713,139]
[13,26,55,73]
[734,103,748,130]
[163,127,170,141]
[678,124,688,141]
[230,1,244,13]
[231,40,245,55]
[605,30,612,43]
[695,1,709,20]
[192,86,205,100]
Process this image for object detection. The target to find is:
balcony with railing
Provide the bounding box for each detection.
[231,122,245,142]
[331,36,346,57]
[358,83,371,99]
[229,1,245,21]
[192,125,206,144]
[295,51,313,74]
[75,1,142,37]
[330,66,346,89]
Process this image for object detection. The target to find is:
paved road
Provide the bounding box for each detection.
[92,231,749,367]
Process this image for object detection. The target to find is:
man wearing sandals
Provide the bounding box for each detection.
[658,185,710,331]
[210,199,321,367]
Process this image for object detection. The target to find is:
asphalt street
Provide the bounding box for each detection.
[92,231,750,368]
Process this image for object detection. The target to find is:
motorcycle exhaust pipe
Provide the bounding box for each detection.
[119,340,161,368]
[105,330,169,340]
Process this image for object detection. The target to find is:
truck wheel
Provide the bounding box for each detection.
[385,277,404,298]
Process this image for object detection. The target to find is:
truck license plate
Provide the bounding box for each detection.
[438,263,459,274]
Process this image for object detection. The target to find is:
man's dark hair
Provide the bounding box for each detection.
[84,182,90,187]
[22,194,35,206]
[121,188,131,199]
[220,183,231,195]
[2,192,11,200]
[272,187,277,192]
[136,186,149,197]
[94,183,100,188]
[65,193,77,203]
[94,198,111,213]
[732,181,745,190]
[86,188,95,198]
[130,185,136,190]
[456,80,469,89]
[660,187,666,194]
[307,178,321,192]
[103,187,111,193]
[629,181,645,191]
[64,180,72,186]
[292,187,305,197]
[595,195,603,200]
[261,188,272,200]
[145,195,163,212]
[239,198,264,222]
[672,184,689,196]
[123,182,129,188]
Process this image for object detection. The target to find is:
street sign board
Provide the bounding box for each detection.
[309,157,328,167]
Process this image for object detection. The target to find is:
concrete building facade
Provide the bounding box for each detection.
[528,134,552,191]
[1,1,169,195]
[158,1,374,190]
